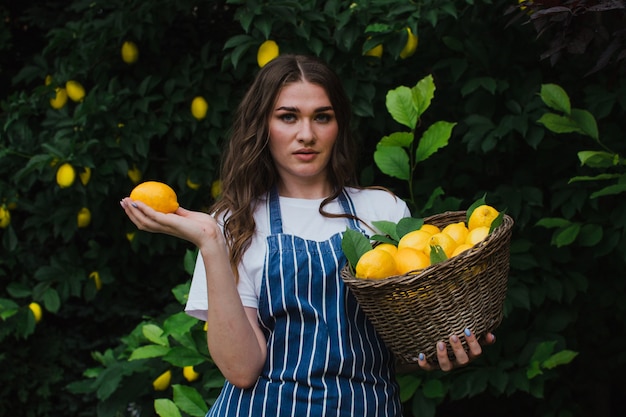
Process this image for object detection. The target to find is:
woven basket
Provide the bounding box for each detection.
[341,211,513,365]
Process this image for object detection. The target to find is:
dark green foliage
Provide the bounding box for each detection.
[1,0,625,416]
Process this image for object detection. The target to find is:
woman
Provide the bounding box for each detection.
[121,54,493,416]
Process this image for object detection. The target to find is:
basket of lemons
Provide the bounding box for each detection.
[340,201,514,365]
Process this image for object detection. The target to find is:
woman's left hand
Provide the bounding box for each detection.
[417,329,496,372]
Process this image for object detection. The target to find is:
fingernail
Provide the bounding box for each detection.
[418,353,425,361]
[464,328,472,337]
[131,202,138,208]
[437,342,445,351]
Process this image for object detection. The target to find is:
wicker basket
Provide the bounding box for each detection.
[341,211,513,365]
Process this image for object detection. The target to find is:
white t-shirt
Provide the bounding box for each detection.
[185,187,411,320]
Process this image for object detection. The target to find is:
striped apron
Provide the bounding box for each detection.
[207,188,401,417]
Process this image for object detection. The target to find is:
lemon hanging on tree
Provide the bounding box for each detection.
[0,205,10,229]
[50,87,68,109]
[29,302,43,323]
[77,207,91,228]
[65,80,85,102]
[399,27,418,59]
[56,163,76,188]
[152,370,172,391]
[257,40,279,68]
[191,96,208,120]
[121,41,139,64]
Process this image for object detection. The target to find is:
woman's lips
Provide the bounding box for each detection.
[293,149,318,162]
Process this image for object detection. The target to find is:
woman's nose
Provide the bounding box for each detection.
[296,120,315,144]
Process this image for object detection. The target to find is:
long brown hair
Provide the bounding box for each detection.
[211,54,360,278]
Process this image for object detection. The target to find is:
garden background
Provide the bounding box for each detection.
[1,0,625,416]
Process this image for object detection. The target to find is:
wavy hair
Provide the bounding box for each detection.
[211,54,360,278]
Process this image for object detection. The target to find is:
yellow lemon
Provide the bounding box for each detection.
[130,181,179,213]
[451,243,473,258]
[375,243,398,257]
[50,87,68,109]
[441,221,469,246]
[29,302,42,323]
[191,96,208,120]
[77,207,91,228]
[186,177,201,190]
[399,27,418,59]
[468,204,499,230]
[152,370,172,391]
[56,163,76,188]
[127,165,142,184]
[126,232,136,242]
[419,223,440,235]
[364,40,383,58]
[0,205,10,229]
[257,40,279,68]
[65,80,85,102]
[394,247,430,275]
[211,179,222,199]
[466,226,490,246]
[89,271,102,290]
[44,74,53,86]
[121,41,139,64]
[424,232,457,258]
[398,229,431,252]
[183,365,201,382]
[355,248,397,279]
[79,167,92,186]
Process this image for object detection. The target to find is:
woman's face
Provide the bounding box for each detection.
[268,80,338,198]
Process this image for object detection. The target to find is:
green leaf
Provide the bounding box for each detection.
[554,223,580,247]
[386,86,418,130]
[535,217,571,229]
[578,151,616,168]
[415,121,456,163]
[163,346,207,367]
[341,228,372,270]
[540,84,571,115]
[570,109,598,140]
[542,350,579,369]
[154,398,182,417]
[578,224,603,247]
[373,145,410,180]
[371,220,398,240]
[422,379,446,399]
[412,74,435,118]
[397,374,422,403]
[537,113,582,134]
[429,245,448,264]
[172,385,209,417]
[378,131,414,148]
[590,183,626,198]
[128,345,170,361]
[396,217,424,238]
[143,324,169,346]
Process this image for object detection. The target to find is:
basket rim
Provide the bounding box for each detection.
[342,211,514,287]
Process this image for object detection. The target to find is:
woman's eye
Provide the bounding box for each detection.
[315,113,332,123]
[278,113,296,122]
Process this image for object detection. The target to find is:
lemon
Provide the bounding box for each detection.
[0,205,10,229]
[79,167,92,186]
[77,207,91,228]
[441,221,469,246]
[210,179,222,199]
[466,226,490,246]
[50,87,68,109]
[419,223,440,235]
[186,177,201,190]
[398,229,431,252]
[451,243,473,258]
[130,181,179,213]
[468,204,499,230]
[152,370,172,391]
[44,74,53,86]
[89,271,102,291]
[29,302,43,323]
[394,247,430,275]
[364,42,383,58]
[126,232,136,242]
[203,321,208,331]
[191,96,209,120]
[355,248,397,279]
[127,165,142,184]
[375,243,398,257]
[183,365,201,382]
[257,40,279,68]
[424,232,457,258]
[65,80,85,102]
[399,27,418,59]
[121,41,139,64]
[56,163,76,188]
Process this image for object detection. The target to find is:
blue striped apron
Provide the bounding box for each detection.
[207,188,401,417]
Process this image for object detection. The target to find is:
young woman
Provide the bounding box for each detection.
[121,54,494,416]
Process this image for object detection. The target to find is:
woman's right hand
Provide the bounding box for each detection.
[120,197,223,249]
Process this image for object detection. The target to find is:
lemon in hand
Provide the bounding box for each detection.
[129,181,179,213]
